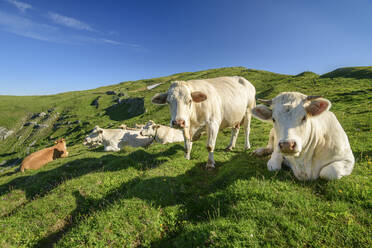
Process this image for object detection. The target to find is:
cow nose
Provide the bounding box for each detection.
[172,119,185,128]
[279,140,296,152]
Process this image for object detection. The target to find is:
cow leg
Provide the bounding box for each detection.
[183,128,192,160]
[226,124,240,151]
[206,122,219,169]
[104,146,120,152]
[184,140,193,160]
[319,160,354,180]
[243,108,252,150]
[267,150,283,171]
[253,128,275,157]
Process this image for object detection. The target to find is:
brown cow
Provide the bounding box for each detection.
[20,138,68,172]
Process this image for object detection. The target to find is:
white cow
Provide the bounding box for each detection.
[118,124,144,131]
[252,92,354,180]
[140,120,185,144]
[152,76,256,168]
[83,126,153,151]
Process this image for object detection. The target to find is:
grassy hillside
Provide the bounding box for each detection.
[0,67,371,247]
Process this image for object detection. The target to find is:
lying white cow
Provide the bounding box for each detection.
[252,92,354,180]
[118,124,143,131]
[152,76,256,168]
[83,126,153,151]
[140,120,185,144]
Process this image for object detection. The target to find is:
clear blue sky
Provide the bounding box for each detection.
[1,0,371,95]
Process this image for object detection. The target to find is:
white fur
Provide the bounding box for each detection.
[252,92,354,180]
[140,120,184,144]
[83,126,153,151]
[152,76,256,168]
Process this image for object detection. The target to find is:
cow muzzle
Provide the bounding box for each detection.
[172,119,185,129]
[278,140,298,154]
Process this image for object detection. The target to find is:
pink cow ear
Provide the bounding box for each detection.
[305,98,331,116]
[191,91,207,103]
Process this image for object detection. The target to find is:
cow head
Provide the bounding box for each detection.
[140,120,159,137]
[54,138,66,144]
[252,92,331,156]
[151,81,207,129]
[83,126,104,147]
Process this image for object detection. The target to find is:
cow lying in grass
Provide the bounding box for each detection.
[83,126,153,151]
[118,123,144,131]
[140,120,185,144]
[20,138,68,172]
[252,92,354,180]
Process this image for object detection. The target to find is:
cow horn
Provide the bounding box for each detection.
[258,99,272,105]
[306,95,322,101]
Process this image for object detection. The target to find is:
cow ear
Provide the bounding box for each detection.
[191,91,207,103]
[305,98,331,116]
[252,105,272,121]
[152,93,168,105]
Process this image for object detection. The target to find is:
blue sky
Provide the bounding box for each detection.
[1,0,371,95]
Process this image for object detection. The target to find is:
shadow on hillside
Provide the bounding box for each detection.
[33,152,271,247]
[0,145,183,205]
[105,97,145,121]
[0,152,17,158]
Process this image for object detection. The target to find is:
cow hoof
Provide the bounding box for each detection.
[253,148,265,157]
[254,148,273,157]
[225,146,233,152]
[205,161,215,170]
[267,160,281,171]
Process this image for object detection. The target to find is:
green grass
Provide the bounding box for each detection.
[0,66,371,247]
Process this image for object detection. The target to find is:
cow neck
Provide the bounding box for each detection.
[153,127,159,142]
[299,118,317,159]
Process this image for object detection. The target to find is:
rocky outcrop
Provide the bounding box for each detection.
[24,122,38,126]
[34,124,49,129]
[106,91,117,95]
[0,127,14,140]
[91,96,101,108]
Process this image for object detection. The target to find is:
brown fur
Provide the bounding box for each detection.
[20,138,68,172]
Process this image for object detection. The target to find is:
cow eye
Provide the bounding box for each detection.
[272,118,276,123]
[302,116,307,122]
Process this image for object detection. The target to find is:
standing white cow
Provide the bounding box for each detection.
[252,92,354,180]
[140,120,185,144]
[152,76,256,168]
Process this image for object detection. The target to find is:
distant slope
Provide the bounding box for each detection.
[321,66,372,79]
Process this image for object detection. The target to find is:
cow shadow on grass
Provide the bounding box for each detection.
[33,152,272,247]
[0,145,184,207]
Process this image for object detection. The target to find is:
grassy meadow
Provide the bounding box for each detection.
[0,66,371,247]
